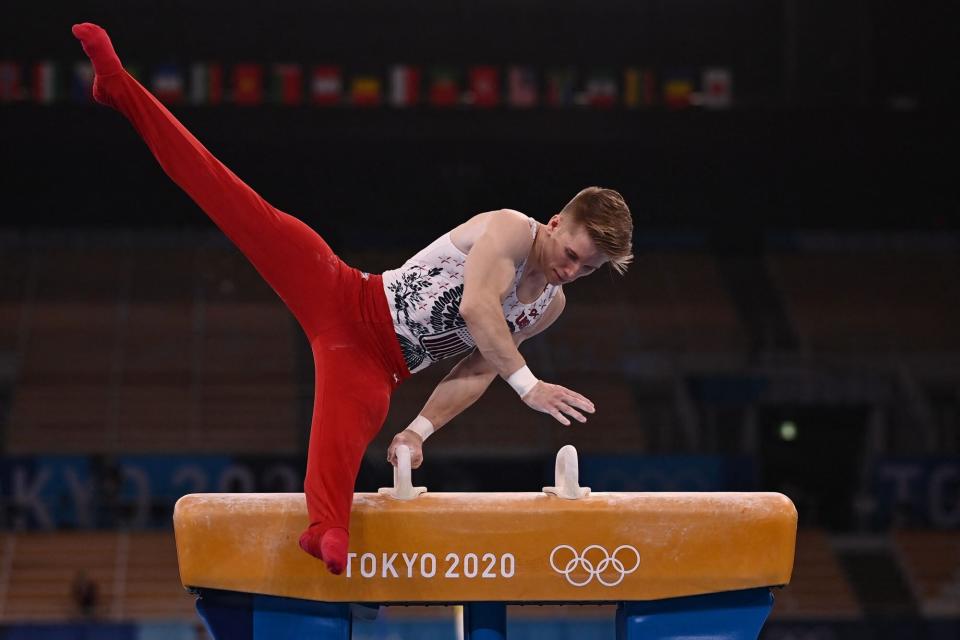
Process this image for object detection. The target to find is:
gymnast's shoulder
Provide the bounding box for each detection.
[449,208,533,256]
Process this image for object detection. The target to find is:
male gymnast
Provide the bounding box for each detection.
[72,23,633,575]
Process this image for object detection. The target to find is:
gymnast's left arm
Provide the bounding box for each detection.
[387,291,566,468]
[387,345,502,469]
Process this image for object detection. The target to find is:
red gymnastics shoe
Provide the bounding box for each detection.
[299,525,349,575]
[71,23,123,105]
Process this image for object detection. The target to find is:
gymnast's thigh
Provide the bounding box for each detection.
[310,331,393,445]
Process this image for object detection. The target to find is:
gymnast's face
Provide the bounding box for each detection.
[542,214,607,286]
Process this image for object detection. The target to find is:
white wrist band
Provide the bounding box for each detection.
[405,415,435,441]
[506,365,539,397]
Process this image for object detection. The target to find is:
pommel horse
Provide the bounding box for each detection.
[174,446,797,639]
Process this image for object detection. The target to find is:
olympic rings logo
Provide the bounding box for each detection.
[548,544,640,587]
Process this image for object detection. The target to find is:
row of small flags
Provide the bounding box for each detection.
[0,61,733,109]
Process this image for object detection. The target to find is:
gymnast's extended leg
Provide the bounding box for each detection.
[72,23,390,574]
[71,22,333,327]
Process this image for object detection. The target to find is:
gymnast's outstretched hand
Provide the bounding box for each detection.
[521,381,595,426]
[387,430,424,469]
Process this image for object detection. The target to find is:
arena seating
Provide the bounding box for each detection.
[894,530,960,617]
[0,247,30,355]
[619,251,747,354]
[8,239,959,460]
[123,532,195,619]
[768,250,960,353]
[768,529,861,620]
[5,244,301,454]
[0,531,192,623]
[1,532,118,621]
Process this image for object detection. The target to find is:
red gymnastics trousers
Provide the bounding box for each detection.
[72,24,411,574]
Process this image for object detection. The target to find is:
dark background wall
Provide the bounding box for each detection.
[1,0,956,240]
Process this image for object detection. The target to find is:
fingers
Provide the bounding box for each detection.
[552,386,593,423]
[386,442,399,466]
[553,393,592,424]
[559,401,587,423]
[522,382,596,426]
[386,443,423,468]
[562,389,595,413]
[389,453,422,468]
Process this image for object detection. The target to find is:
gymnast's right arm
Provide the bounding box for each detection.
[459,213,594,426]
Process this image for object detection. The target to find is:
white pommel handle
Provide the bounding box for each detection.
[378,444,427,500]
[542,445,590,500]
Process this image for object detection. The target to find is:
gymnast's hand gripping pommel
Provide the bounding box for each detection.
[379,445,427,501]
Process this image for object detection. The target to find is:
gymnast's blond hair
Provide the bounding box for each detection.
[560,187,634,274]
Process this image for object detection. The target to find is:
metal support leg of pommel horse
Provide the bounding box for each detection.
[176,447,795,640]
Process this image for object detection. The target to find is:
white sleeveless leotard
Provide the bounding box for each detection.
[381,216,560,373]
